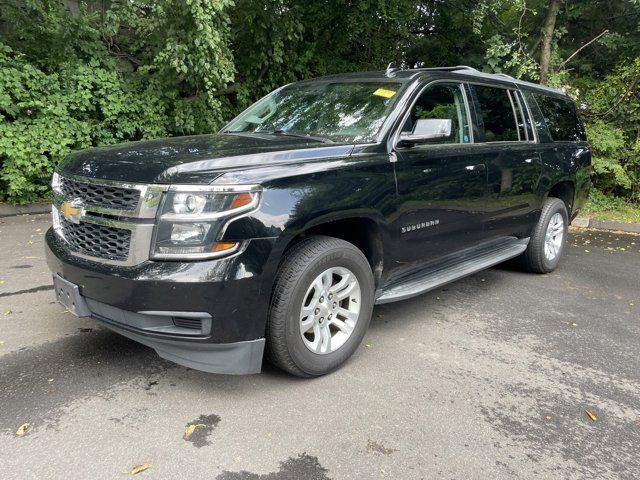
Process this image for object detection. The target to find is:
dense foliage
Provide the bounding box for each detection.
[0,0,638,204]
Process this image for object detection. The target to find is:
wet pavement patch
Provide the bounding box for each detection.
[0,329,168,432]
[183,414,221,448]
[216,454,331,480]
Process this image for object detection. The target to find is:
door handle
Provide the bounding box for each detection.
[465,164,485,173]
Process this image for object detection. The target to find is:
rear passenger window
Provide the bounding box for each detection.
[532,94,587,142]
[471,85,529,142]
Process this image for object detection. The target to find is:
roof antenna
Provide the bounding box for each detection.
[385,61,400,77]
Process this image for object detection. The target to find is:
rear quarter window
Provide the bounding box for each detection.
[470,85,529,142]
[532,94,587,142]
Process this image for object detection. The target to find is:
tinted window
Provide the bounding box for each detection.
[401,83,471,144]
[225,82,403,143]
[533,94,587,142]
[472,85,523,142]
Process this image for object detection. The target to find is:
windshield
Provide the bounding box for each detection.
[223,81,404,144]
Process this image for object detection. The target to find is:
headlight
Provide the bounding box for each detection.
[151,186,260,260]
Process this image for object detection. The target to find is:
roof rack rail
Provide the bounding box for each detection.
[385,61,400,77]
[407,65,479,73]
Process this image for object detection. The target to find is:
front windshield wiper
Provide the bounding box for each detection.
[269,130,334,143]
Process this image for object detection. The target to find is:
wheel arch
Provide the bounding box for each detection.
[273,214,385,288]
[546,180,575,218]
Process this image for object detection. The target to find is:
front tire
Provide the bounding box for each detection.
[266,236,374,377]
[520,197,569,273]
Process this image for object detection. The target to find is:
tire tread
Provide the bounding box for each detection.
[266,235,371,377]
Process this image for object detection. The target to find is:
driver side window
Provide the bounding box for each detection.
[402,83,471,145]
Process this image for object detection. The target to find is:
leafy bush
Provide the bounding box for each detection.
[581,59,640,202]
[0,0,234,204]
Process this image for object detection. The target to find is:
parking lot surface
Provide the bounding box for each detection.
[1,213,639,479]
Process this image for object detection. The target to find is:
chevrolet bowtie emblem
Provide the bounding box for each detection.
[60,198,85,224]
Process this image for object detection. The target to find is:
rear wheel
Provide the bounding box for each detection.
[266,236,374,377]
[520,197,568,273]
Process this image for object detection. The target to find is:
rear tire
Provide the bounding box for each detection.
[266,236,374,377]
[520,197,568,273]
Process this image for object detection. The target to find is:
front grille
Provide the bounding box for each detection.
[60,176,140,211]
[60,219,131,261]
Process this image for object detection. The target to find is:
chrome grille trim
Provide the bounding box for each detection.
[59,176,140,211]
[51,173,261,266]
[52,173,167,219]
[52,174,169,266]
[59,217,132,261]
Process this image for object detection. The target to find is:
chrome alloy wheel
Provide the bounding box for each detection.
[544,212,565,261]
[299,267,361,354]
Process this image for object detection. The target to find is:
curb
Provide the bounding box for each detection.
[572,216,640,234]
[0,203,51,218]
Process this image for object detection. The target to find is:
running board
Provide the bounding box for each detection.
[375,238,529,305]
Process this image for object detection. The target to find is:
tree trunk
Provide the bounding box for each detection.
[539,0,562,84]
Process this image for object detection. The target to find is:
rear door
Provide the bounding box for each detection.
[465,83,542,239]
[390,81,489,272]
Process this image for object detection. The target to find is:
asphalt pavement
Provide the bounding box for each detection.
[1,213,639,479]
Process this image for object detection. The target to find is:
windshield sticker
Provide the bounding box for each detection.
[373,88,397,98]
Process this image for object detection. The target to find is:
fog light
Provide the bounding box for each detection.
[170,223,207,244]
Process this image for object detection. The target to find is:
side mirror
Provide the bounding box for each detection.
[398,118,453,146]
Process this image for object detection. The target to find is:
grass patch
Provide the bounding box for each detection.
[582,190,640,223]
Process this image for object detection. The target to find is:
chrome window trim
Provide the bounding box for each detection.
[515,89,540,144]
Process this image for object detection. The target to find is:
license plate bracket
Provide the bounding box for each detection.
[52,274,91,317]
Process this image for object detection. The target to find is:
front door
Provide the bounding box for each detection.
[390,82,488,275]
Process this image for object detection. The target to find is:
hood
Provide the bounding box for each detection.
[58,133,355,184]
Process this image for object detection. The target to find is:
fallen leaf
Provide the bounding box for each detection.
[4,310,12,316]
[16,423,30,436]
[183,424,197,440]
[365,344,371,348]
[585,409,597,422]
[130,463,151,475]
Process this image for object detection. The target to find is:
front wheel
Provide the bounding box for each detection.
[266,236,374,377]
[520,197,569,273]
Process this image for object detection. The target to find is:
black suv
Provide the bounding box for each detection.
[46,66,590,377]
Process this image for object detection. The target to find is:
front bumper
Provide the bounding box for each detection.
[46,228,277,374]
